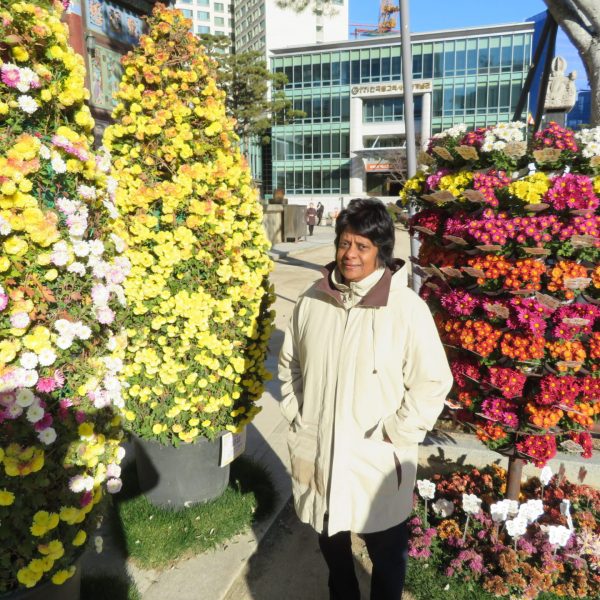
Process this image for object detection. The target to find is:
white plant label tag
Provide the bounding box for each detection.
[220,430,246,467]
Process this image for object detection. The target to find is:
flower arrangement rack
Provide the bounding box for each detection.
[104,4,274,447]
[401,121,600,496]
[0,0,128,592]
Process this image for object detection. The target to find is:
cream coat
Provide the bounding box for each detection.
[278,260,453,535]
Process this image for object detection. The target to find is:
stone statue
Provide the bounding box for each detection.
[544,56,577,112]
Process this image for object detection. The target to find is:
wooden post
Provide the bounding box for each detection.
[506,456,524,500]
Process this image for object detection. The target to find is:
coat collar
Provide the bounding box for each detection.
[315,259,405,308]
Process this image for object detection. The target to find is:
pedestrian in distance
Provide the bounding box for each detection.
[305,202,318,236]
[316,201,325,226]
[279,197,453,600]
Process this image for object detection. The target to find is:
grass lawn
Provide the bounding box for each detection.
[112,456,276,569]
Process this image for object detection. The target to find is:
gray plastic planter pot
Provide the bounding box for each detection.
[133,435,229,508]
[2,563,80,600]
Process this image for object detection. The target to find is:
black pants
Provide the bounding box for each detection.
[318,519,409,600]
[308,224,314,235]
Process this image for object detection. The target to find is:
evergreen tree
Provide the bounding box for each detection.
[198,34,303,144]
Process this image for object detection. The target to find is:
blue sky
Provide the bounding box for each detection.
[348,0,589,90]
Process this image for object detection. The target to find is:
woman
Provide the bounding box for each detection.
[279,198,452,600]
[306,202,318,236]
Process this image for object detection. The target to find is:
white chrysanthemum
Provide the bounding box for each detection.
[540,465,553,486]
[96,147,112,173]
[56,196,77,215]
[106,463,121,479]
[490,500,512,523]
[21,369,39,388]
[67,215,87,237]
[0,216,12,236]
[76,324,92,340]
[6,403,23,418]
[518,499,544,524]
[462,493,482,515]
[37,348,57,367]
[91,284,110,307]
[77,184,97,200]
[16,67,40,92]
[103,356,124,373]
[109,233,126,254]
[69,475,87,493]
[55,319,75,335]
[17,94,38,114]
[106,478,123,494]
[20,352,38,370]
[67,262,86,276]
[39,144,51,160]
[506,515,528,538]
[38,427,57,445]
[26,403,44,423]
[15,388,35,408]
[51,154,67,174]
[416,479,436,500]
[103,200,119,220]
[50,240,70,266]
[56,336,74,350]
[89,240,105,257]
[10,312,30,329]
[548,525,572,547]
[72,240,90,257]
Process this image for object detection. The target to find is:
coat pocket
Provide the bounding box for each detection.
[287,422,318,492]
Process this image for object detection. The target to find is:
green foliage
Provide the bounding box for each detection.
[198,34,304,143]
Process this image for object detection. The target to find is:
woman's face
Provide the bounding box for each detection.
[336,228,379,283]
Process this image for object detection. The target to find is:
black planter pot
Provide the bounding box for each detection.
[134,435,229,508]
[1,565,80,600]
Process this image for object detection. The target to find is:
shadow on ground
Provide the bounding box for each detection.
[223,501,372,600]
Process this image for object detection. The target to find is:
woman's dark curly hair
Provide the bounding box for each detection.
[334,198,396,269]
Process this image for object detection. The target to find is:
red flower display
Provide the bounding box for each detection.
[402,122,599,468]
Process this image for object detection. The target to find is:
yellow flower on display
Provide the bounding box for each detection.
[0,489,15,506]
[72,530,87,546]
[104,4,274,446]
[38,540,65,560]
[30,511,60,537]
[51,567,76,585]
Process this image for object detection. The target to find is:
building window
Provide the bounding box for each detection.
[215,16,225,26]
[197,25,210,34]
[196,0,209,4]
[197,11,209,20]
[215,2,224,11]
[180,9,192,18]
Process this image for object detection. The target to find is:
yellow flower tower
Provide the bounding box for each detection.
[104,4,274,505]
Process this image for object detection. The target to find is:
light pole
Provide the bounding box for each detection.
[398,0,420,292]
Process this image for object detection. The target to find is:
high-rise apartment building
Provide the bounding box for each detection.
[174,0,234,38]
[234,0,348,56]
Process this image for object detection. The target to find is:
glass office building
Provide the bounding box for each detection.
[270,22,535,202]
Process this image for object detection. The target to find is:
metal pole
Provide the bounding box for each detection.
[399,0,416,178]
[399,0,420,291]
[512,13,552,122]
[533,15,558,133]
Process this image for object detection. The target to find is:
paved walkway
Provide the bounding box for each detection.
[83,224,600,600]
